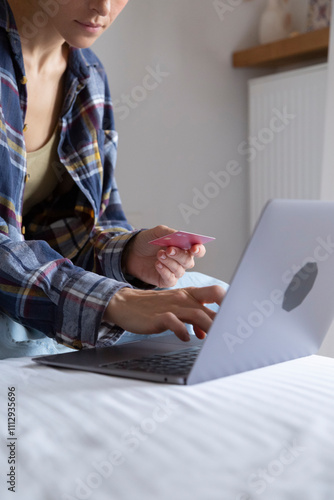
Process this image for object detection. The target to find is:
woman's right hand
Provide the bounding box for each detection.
[103,285,226,342]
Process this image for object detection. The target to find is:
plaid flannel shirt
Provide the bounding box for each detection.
[0,0,138,349]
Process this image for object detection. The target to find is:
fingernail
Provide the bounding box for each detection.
[157,263,163,269]
[169,248,176,256]
[160,252,167,260]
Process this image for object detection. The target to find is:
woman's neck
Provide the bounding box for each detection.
[7,0,67,72]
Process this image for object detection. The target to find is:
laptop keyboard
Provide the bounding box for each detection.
[101,346,201,376]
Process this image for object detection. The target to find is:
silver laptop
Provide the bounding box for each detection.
[34,199,334,385]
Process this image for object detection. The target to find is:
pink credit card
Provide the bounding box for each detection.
[148,231,215,250]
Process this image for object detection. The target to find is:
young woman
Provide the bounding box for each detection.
[0,0,226,359]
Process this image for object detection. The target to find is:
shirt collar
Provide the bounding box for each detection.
[67,47,92,83]
[0,0,16,33]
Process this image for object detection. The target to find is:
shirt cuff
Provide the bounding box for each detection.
[96,323,125,345]
[99,230,156,289]
[98,230,141,283]
[55,269,131,349]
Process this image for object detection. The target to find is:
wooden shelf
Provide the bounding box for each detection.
[233,27,330,68]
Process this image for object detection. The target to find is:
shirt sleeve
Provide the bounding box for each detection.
[57,67,144,284]
[0,228,132,349]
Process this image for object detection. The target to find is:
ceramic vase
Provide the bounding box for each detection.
[259,0,292,44]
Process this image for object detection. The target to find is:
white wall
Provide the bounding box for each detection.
[93,0,309,282]
[317,4,334,358]
[321,9,334,200]
[289,0,309,32]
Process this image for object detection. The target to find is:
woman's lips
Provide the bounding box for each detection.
[75,20,103,34]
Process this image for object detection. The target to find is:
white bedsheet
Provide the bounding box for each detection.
[1,354,334,500]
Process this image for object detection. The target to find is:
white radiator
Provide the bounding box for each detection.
[248,64,328,230]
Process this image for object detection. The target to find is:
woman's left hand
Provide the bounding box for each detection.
[122,225,206,288]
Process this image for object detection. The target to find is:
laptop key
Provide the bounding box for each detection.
[101,347,201,375]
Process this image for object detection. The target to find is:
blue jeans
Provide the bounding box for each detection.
[0,314,74,360]
[0,272,228,358]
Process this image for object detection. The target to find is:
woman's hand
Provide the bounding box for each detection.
[122,226,206,288]
[103,285,225,342]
